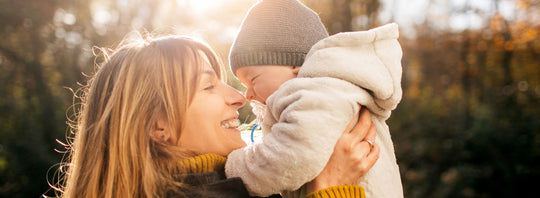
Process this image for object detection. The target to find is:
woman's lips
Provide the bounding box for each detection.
[221,119,240,129]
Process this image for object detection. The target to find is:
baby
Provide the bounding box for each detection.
[226,0,404,197]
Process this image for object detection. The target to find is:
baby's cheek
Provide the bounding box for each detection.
[253,86,265,98]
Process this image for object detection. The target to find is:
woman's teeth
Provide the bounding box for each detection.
[221,119,240,129]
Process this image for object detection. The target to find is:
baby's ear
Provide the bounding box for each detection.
[292,66,301,76]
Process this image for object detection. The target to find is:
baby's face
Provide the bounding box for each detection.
[235,65,299,104]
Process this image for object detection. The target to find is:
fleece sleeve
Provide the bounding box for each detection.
[225,78,366,197]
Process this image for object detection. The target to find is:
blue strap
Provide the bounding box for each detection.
[250,124,259,143]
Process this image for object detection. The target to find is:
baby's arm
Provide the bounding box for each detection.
[226,77,364,197]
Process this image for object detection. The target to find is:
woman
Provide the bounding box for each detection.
[59,35,379,197]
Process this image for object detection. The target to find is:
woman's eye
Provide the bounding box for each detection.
[203,85,215,90]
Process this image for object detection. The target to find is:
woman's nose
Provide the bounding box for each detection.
[226,85,246,108]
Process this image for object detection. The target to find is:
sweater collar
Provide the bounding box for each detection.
[176,153,227,173]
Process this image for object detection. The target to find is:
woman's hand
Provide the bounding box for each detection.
[306,107,380,193]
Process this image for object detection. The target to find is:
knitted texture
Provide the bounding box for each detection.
[229,0,329,74]
[178,154,365,197]
[177,153,227,173]
[306,185,365,198]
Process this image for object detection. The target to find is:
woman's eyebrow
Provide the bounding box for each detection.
[201,69,216,77]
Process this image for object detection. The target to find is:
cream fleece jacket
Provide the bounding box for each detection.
[226,23,404,198]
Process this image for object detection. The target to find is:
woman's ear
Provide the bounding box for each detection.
[151,117,172,144]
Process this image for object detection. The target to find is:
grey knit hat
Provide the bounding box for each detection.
[229,0,329,74]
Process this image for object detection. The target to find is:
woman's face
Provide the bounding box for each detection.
[179,62,247,156]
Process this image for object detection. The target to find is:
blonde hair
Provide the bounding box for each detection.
[60,35,223,198]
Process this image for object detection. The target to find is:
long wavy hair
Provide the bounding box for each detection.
[60,35,223,198]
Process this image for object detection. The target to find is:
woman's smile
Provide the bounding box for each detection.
[221,118,240,129]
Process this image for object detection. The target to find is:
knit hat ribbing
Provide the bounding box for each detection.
[229,0,329,74]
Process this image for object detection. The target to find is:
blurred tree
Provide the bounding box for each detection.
[308,0,539,197]
[0,0,68,196]
[303,0,381,33]
[388,0,540,197]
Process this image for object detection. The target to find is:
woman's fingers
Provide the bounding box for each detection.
[307,107,380,193]
[366,143,380,163]
[343,106,362,135]
[364,123,377,142]
[352,141,380,183]
[357,141,373,158]
[349,108,372,143]
[361,143,380,174]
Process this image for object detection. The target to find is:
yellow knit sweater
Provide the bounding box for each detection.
[179,154,366,198]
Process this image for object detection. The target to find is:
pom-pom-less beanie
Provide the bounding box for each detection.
[229,0,329,74]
